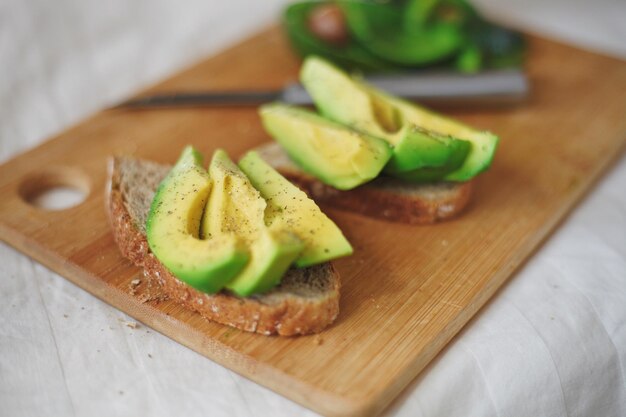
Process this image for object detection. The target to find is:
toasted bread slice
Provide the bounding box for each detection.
[107,156,340,336]
[255,142,473,224]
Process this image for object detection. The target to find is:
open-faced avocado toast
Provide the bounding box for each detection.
[255,56,498,224]
[108,57,499,335]
[108,147,352,336]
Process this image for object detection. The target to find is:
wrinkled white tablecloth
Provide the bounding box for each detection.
[1,1,624,416]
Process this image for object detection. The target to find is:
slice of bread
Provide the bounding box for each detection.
[255,142,474,224]
[107,156,340,336]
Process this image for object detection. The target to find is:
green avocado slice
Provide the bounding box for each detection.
[384,125,471,179]
[300,56,499,182]
[145,146,249,293]
[259,103,392,190]
[239,151,353,267]
[226,230,304,296]
[201,149,304,297]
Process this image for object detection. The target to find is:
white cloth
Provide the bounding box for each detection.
[1,1,625,416]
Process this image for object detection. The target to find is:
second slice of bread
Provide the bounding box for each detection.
[255,142,473,224]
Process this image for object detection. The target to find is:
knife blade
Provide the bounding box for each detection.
[112,69,528,109]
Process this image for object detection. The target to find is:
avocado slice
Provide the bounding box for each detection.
[259,103,393,190]
[146,146,249,293]
[300,56,499,182]
[202,150,304,297]
[239,151,353,267]
[384,125,471,180]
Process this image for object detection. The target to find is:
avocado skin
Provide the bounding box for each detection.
[283,1,391,72]
[383,126,471,179]
[227,230,304,296]
[172,251,249,294]
[146,146,248,293]
[340,1,463,66]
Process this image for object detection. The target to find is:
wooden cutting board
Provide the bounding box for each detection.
[1,26,625,417]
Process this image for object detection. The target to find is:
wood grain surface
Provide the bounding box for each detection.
[0,26,625,417]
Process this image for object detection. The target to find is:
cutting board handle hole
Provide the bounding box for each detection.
[19,167,90,211]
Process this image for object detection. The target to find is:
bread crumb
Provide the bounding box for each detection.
[138,292,168,304]
[118,318,139,329]
[314,335,324,345]
[128,278,142,295]
[437,204,455,215]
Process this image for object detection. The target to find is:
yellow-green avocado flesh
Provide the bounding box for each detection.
[259,103,392,190]
[239,151,353,267]
[301,56,499,182]
[201,150,304,297]
[145,146,248,293]
[147,146,353,296]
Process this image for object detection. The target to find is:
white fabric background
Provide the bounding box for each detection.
[1,1,625,416]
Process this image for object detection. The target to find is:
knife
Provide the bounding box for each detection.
[112,69,528,109]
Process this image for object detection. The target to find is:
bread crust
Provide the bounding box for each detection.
[285,174,473,224]
[108,158,340,336]
[255,142,474,224]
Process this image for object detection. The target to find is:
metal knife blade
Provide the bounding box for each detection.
[112,69,528,109]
